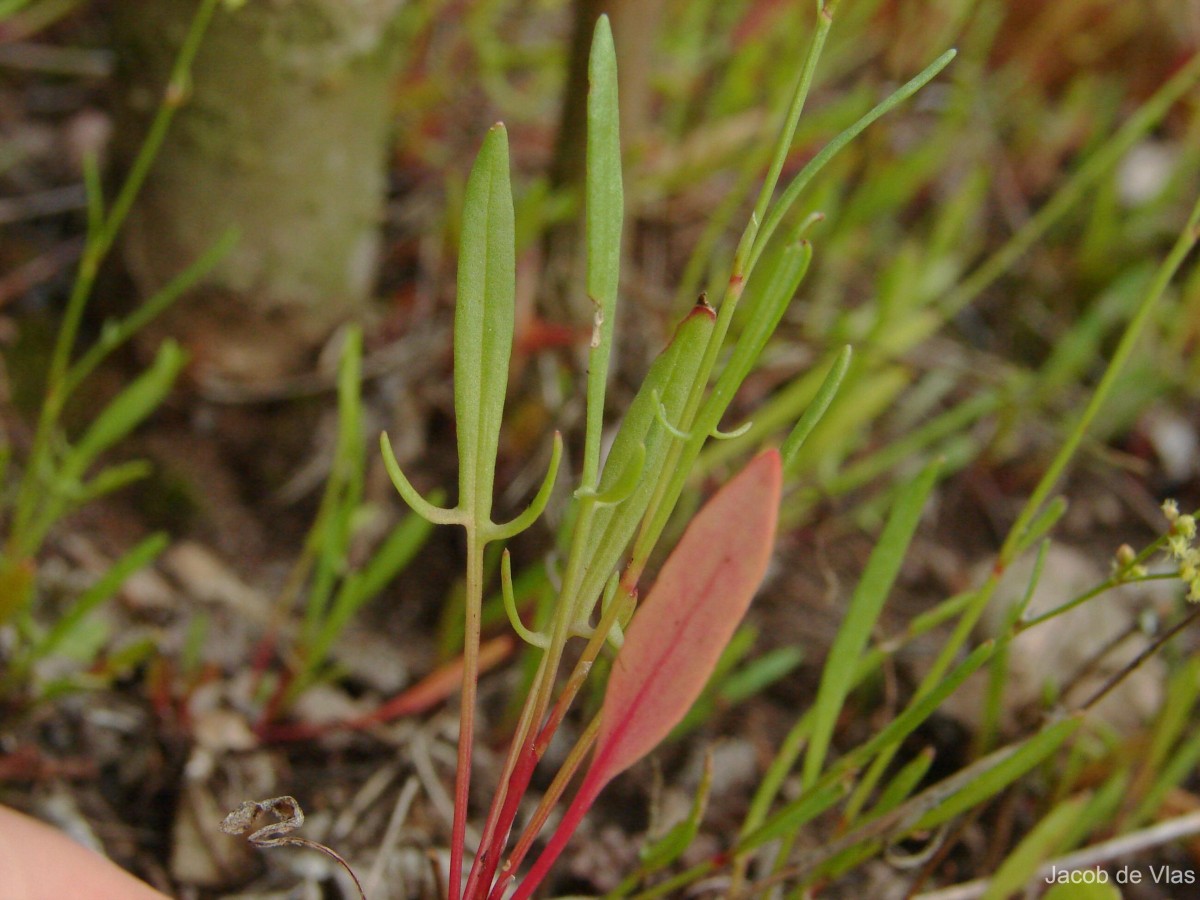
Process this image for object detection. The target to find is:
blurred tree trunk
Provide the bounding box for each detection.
[113,0,405,384]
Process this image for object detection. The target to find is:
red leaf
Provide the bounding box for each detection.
[512,449,782,899]
[594,447,782,780]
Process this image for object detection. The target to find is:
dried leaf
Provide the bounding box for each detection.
[221,796,366,899]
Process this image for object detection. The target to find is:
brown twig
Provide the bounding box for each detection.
[1075,603,1200,715]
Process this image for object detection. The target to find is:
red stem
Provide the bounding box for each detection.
[488,716,599,900]
[470,588,631,897]
[468,665,581,896]
[509,768,607,900]
[449,531,486,899]
[470,724,543,895]
[462,654,549,899]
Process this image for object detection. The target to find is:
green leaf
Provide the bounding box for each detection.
[303,506,436,681]
[638,749,713,874]
[353,507,436,604]
[1043,882,1122,900]
[908,716,1082,834]
[998,191,1200,565]
[1131,658,1200,825]
[455,123,516,524]
[818,749,935,880]
[842,641,993,778]
[1013,496,1069,557]
[594,306,715,501]
[747,48,957,275]
[576,303,716,624]
[781,344,852,470]
[487,432,563,541]
[720,644,804,706]
[1059,772,1128,865]
[802,457,941,789]
[75,460,154,505]
[982,796,1090,900]
[742,641,994,854]
[62,340,186,482]
[64,229,237,399]
[628,237,814,571]
[0,1,34,23]
[873,748,936,819]
[772,718,1083,888]
[698,237,813,445]
[734,779,851,849]
[97,635,158,679]
[34,534,168,661]
[305,328,365,638]
[581,13,623,490]
[380,432,462,525]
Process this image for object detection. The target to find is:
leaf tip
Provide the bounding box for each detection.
[754,447,784,488]
[593,12,614,47]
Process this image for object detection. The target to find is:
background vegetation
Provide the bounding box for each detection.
[1,0,1199,897]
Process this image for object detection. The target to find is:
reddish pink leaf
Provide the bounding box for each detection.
[512,449,782,900]
[593,447,782,779]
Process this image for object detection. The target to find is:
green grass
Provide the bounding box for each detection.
[5,1,1200,897]
[371,3,1200,896]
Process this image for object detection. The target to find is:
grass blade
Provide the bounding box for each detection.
[802,456,941,789]
[980,796,1089,900]
[907,716,1081,834]
[747,48,957,277]
[32,533,168,661]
